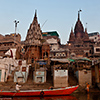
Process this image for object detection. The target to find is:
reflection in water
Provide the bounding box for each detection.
[12,96,77,100]
[0,93,100,100]
[73,93,100,100]
[87,93,90,100]
[12,95,77,100]
[92,93,100,100]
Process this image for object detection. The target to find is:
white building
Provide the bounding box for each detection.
[14,60,29,83]
[0,48,29,83]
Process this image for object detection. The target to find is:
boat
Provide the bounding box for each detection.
[0,85,78,97]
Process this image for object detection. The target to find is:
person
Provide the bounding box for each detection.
[16,82,21,92]
[86,83,90,93]
[49,86,53,90]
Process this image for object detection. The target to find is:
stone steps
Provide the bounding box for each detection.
[0,82,52,91]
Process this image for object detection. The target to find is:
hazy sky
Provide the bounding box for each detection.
[0,0,100,44]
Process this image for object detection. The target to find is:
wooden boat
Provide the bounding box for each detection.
[0,85,78,97]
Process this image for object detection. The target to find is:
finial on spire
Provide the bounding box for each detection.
[34,9,37,18]
[86,23,87,28]
[70,26,74,34]
[71,26,73,32]
[78,9,82,20]
[85,23,88,32]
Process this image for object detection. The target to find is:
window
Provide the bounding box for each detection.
[56,53,58,57]
[86,53,88,57]
[53,48,55,50]
[96,48,100,52]
[62,53,65,57]
[76,45,80,47]
[90,50,91,54]
[60,53,61,57]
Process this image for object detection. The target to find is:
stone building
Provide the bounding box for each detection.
[42,31,60,51]
[0,33,21,56]
[42,31,69,59]
[93,42,100,58]
[22,11,50,64]
[88,32,100,58]
[68,11,94,58]
[88,32,100,43]
[50,45,69,59]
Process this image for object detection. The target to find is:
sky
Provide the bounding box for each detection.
[0,0,100,44]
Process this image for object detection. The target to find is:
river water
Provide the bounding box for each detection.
[0,93,100,100]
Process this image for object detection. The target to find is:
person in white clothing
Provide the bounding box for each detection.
[16,82,21,92]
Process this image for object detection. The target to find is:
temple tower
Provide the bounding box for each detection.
[25,10,42,45]
[68,10,93,57]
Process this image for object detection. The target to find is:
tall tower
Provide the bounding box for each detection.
[25,10,43,45]
[24,10,43,63]
[68,10,92,57]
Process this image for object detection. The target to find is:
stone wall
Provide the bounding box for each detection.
[79,69,92,86]
[53,70,68,87]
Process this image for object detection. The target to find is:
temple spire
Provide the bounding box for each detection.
[85,23,88,33]
[69,27,75,43]
[71,27,73,33]
[78,10,82,20]
[85,27,87,33]
[32,10,38,25]
[34,9,37,18]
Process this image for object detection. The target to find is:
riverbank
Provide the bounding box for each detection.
[71,86,100,100]
[72,85,100,94]
[72,92,100,100]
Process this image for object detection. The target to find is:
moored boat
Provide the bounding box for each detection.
[0,85,78,97]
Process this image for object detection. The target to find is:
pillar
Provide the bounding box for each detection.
[95,65,99,83]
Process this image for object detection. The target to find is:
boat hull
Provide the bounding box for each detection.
[0,85,78,97]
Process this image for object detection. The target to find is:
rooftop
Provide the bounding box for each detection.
[42,31,59,37]
[88,32,99,37]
